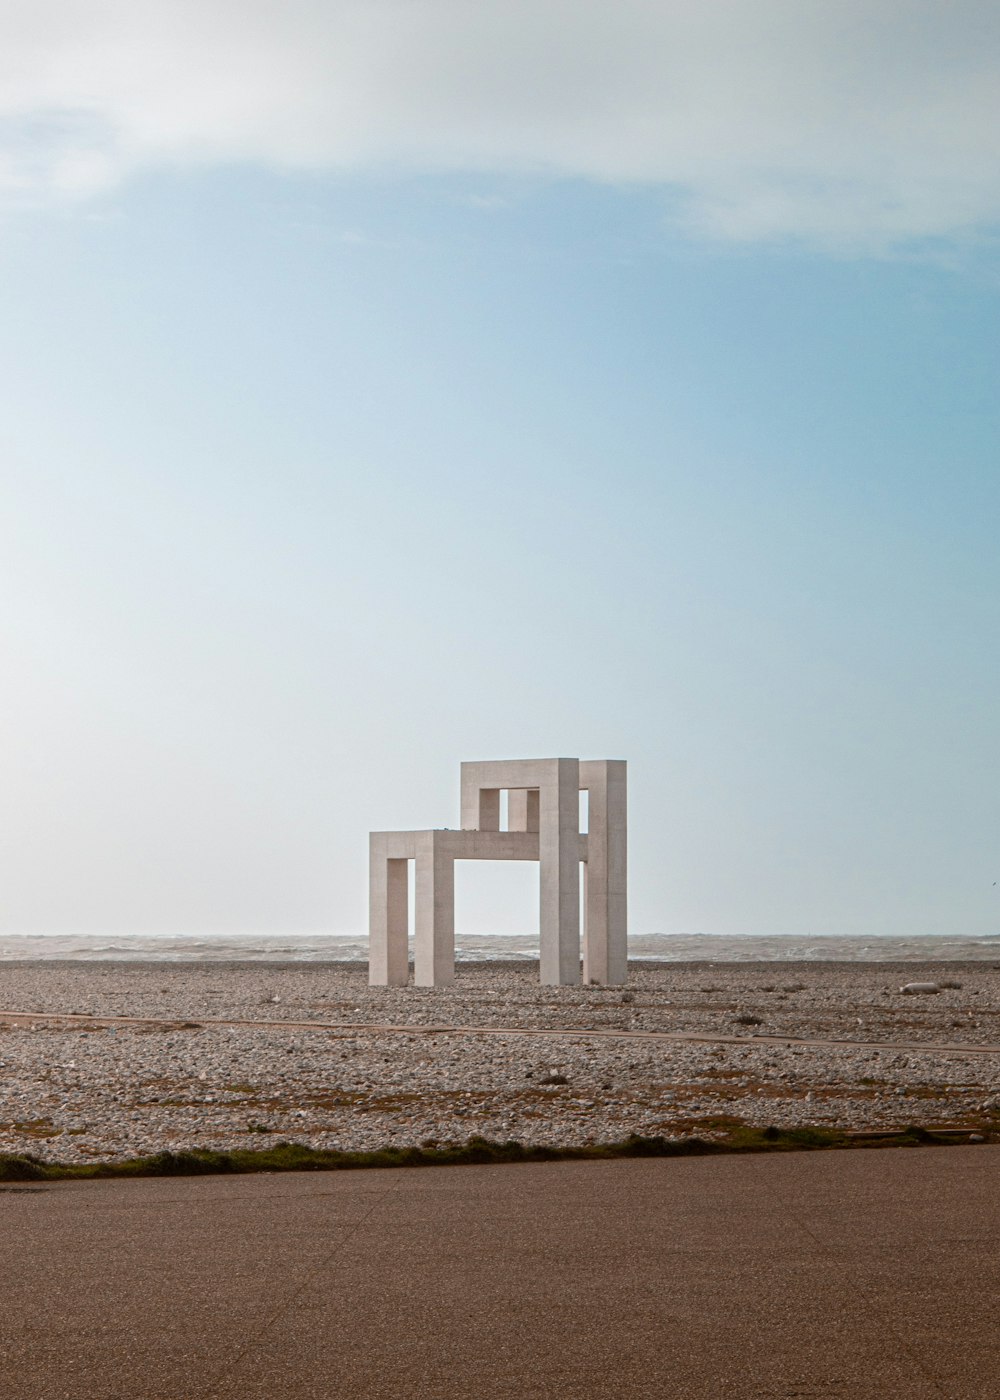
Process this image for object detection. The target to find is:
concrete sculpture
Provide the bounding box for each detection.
[369,758,626,987]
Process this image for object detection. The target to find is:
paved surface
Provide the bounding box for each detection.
[2,1007,998,1057]
[1,1147,997,1399]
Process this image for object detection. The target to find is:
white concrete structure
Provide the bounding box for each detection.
[369,758,627,987]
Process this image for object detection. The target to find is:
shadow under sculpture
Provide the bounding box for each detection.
[369,758,627,988]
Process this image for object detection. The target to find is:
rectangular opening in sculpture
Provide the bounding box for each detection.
[454,859,539,940]
[504,788,540,832]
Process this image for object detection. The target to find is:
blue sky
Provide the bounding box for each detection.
[1,3,998,939]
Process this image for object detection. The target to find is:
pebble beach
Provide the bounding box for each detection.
[1,959,998,1163]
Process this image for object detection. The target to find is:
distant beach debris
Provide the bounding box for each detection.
[899,981,942,995]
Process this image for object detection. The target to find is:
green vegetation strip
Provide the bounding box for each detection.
[0,1124,993,1183]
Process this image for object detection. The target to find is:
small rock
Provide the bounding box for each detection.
[539,1072,569,1086]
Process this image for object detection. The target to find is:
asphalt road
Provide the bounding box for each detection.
[1,1146,997,1399]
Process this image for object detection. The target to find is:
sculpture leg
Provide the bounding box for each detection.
[538,758,581,985]
[582,760,628,986]
[414,833,455,987]
[369,838,409,986]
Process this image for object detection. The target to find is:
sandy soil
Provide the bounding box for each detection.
[1,959,998,1162]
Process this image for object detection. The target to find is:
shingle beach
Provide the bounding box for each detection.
[1,960,998,1163]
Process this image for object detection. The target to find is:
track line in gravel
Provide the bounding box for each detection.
[0,1008,998,1057]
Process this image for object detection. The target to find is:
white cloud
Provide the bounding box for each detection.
[2,0,1000,248]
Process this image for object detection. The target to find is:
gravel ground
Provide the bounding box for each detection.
[1,959,998,1162]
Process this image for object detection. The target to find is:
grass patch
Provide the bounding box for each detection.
[0,1118,62,1139]
[0,1123,993,1184]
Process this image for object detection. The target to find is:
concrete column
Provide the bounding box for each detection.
[581,760,627,986]
[414,831,455,987]
[538,758,580,985]
[461,768,501,831]
[478,789,500,831]
[368,836,409,987]
[507,788,539,832]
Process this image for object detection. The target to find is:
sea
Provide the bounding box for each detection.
[0,933,998,963]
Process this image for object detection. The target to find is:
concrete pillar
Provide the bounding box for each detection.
[581,760,627,985]
[368,836,409,986]
[507,788,539,832]
[538,758,580,986]
[478,789,500,831]
[414,831,455,987]
[461,769,500,831]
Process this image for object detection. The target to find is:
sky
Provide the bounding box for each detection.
[1,1,998,941]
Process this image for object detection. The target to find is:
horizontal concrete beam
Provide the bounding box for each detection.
[460,758,575,830]
[370,829,589,862]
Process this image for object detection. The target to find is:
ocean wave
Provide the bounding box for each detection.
[1,932,998,962]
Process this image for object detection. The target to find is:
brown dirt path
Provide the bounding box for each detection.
[1,1006,998,1056]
